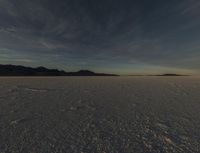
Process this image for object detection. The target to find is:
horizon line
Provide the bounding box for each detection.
[0,63,195,76]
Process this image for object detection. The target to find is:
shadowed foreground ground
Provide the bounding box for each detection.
[0,77,200,153]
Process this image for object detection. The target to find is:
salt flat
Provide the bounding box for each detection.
[0,77,200,153]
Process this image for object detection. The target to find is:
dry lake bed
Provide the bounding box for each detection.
[0,77,200,153]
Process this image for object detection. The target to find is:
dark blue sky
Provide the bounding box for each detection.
[0,0,200,74]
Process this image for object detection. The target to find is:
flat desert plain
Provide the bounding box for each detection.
[0,77,200,153]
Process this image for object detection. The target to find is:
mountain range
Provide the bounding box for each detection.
[0,64,118,76]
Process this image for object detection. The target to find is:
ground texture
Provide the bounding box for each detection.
[0,77,200,153]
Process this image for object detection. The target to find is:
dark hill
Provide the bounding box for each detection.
[156,74,189,76]
[0,64,118,76]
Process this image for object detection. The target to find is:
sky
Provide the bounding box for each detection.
[0,0,200,75]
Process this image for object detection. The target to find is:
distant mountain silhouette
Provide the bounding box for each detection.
[66,70,118,76]
[156,74,189,76]
[0,64,118,76]
[129,73,189,76]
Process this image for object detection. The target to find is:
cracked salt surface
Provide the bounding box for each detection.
[0,76,200,153]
